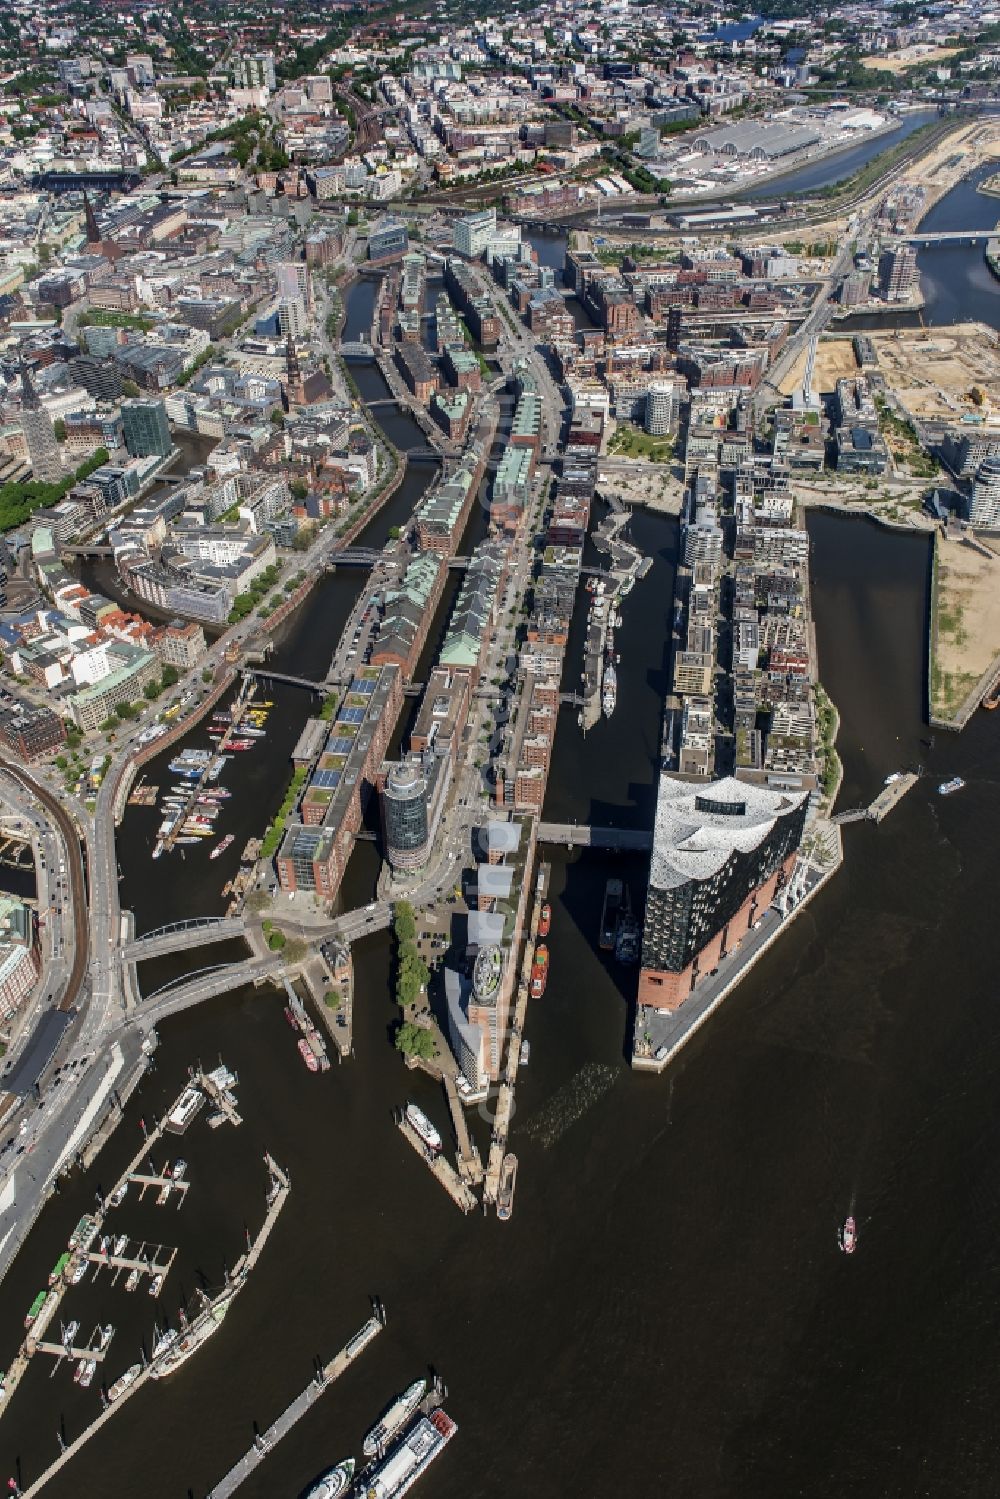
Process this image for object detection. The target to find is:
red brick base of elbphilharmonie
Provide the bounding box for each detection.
[637,853,797,1012]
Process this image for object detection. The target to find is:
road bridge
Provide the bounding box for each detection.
[139,955,289,1019]
[340,341,376,357]
[122,915,249,963]
[536,822,653,851]
[896,227,999,246]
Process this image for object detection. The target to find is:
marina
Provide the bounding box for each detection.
[13,1153,291,1498]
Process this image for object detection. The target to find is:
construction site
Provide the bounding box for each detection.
[869,323,1000,428]
[779,336,861,397]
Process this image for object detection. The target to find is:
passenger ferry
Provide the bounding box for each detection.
[362,1378,428,1457]
[361,1407,457,1495]
[404,1104,442,1154]
[304,1459,355,1499]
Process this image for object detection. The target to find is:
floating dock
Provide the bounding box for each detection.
[396,1114,477,1213]
[205,1309,385,1499]
[14,1156,291,1499]
[128,1161,191,1207]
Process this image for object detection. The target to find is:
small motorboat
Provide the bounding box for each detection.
[839,1215,857,1255]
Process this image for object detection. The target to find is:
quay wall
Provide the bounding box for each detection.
[633,830,844,1075]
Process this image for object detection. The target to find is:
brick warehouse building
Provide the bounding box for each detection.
[638,775,808,1011]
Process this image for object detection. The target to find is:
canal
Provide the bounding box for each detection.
[5,266,1000,1499]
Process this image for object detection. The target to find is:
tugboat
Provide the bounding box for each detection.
[304,1459,356,1499]
[537,901,551,938]
[530,943,549,999]
[839,1215,857,1255]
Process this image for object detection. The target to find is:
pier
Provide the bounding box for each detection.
[204,1308,384,1499]
[831,771,920,826]
[484,865,549,1212]
[128,1160,191,1206]
[396,1112,478,1213]
[85,1240,177,1290]
[15,1155,291,1499]
[442,1074,483,1186]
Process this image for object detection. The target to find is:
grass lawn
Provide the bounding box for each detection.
[608,426,673,462]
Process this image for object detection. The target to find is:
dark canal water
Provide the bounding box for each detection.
[5,269,1000,1496]
[739,109,938,201]
[915,160,1000,332]
[7,477,1000,1499]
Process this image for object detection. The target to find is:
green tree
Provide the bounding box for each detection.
[122,379,140,397]
[394,902,416,943]
[395,1022,435,1060]
[290,477,308,500]
[52,418,66,442]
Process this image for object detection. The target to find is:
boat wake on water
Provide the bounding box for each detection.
[520,1063,619,1150]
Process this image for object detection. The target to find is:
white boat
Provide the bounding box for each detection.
[63,1319,79,1347]
[602,661,617,719]
[404,1104,442,1154]
[107,1363,142,1402]
[125,1269,140,1293]
[151,1328,177,1359]
[98,1323,114,1349]
[112,1234,127,1256]
[938,776,965,796]
[69,1256,88,1285]
[108,1183,128,1208]
[76,1358,97,1388]
[304,1459,356,1499]
[839,1215,857,1254]
[172,1160,187,1181]
[362,1378,428,1456]
[149,1288,234,1378]
[148,1274,163,1297]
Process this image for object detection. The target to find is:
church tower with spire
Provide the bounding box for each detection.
[285,335,305,408]
[83,191,101,248]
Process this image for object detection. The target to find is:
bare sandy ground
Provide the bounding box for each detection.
[780,338,860,396]
[872,324,1000,425]
[932,536,1000,716]
[862,46,959,72]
